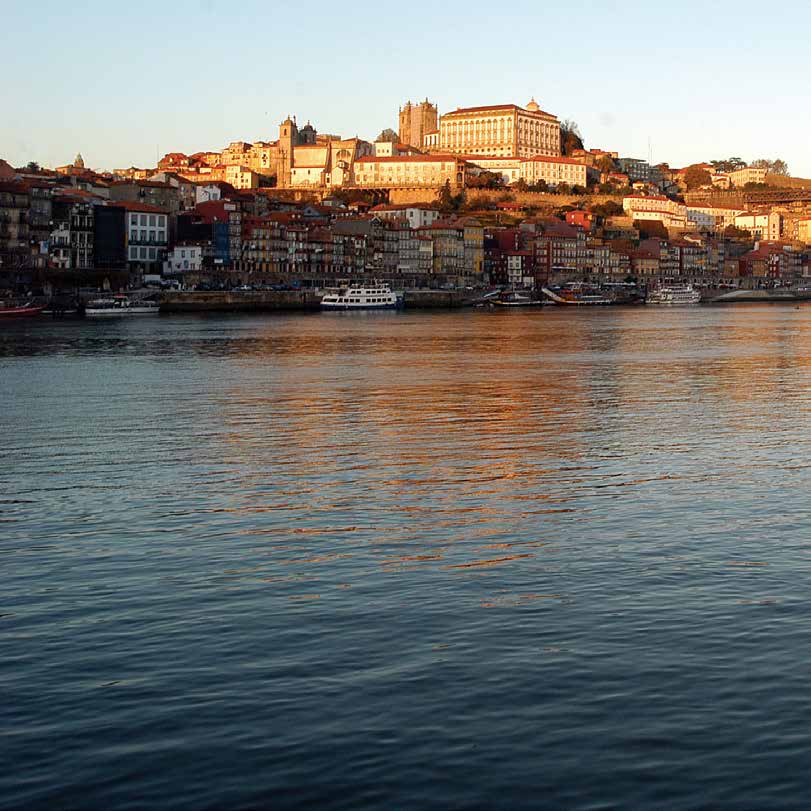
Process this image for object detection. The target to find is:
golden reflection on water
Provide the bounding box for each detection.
[197,306,811,602]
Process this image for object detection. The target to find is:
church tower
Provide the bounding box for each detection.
[277,116,298,187]
[398,99,438,149]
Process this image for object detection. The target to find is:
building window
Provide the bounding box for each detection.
[149,215,156,227]
[140,214,147,226]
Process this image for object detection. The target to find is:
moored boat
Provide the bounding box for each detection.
[646,283,701,305]
[542,285,612,305]
[492,290,544,307]
[0,301,44,319]
[320,283,400,310]
[85,295,160,317]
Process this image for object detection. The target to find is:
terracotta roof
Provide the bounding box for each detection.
[443,103,558,119]
[624,194,670,201]
[522,155,584,166]
[355,154,463,164]
[111,201,168,214]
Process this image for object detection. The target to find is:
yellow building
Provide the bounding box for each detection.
[521,156,586,187]
[436,99,560,158]
[728,166,767,187]
[798,218,811,244]
[353,155,467,189]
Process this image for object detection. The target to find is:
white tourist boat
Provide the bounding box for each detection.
[85,295,160,317]
[646,284,702,305]
[320,283,400,310]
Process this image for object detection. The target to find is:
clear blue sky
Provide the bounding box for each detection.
[3,0,809,176]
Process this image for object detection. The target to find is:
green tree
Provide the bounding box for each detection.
[710,157,746,173]
[751,158,789,176]
[724,225,751,240]
[596,156,615,174]
[437,180,454,211]
[25,161,40,172]
[684,165,712,190]
[560,120,584,156]
[376,128,399,143]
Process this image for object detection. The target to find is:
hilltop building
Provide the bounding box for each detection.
[399,100,438,150]
[432,99,561,159]
[157,117,371,190]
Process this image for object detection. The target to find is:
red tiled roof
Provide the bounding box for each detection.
[355,154,463,164]
[522,155,584,166]
[443,103,558,119]
[111,201,168,214]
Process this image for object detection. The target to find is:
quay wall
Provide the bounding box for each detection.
[159,288,473,313]
[159,290,322,313]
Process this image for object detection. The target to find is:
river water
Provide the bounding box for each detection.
[3,306,811,809]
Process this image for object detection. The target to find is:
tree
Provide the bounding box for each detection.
[711,157,746,173]
[513,178,528,193]
[466,170,505,190]
[560,120,584,156]
[684,165,712,190]
[596,156,615,174]
[376,128,399,143]
[751,158,790,176]
[592,200,623,218]
[25,161,40,172]
[437,180,454,211]
[724,225,751,241]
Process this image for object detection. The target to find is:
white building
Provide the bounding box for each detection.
[195,183,224,205]
[120,202,169,275]
[369,204,441,229]
[164,244,203,275]
[623,194,688,229]
[734,211,783,240]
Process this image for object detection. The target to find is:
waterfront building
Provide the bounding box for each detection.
[164,244,204,275]
[93,205,127,272]
[399,100,439,150]
[435,100,560,158]
[109,180,181,217]
[49,192,95,270]
[0,181,31,275]
[118,201,169,279]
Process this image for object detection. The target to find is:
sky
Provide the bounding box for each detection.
[2,0,810,176]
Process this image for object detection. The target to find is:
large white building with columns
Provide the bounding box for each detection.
[433,100,561,159]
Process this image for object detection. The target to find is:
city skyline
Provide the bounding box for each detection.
[4,0,810,176]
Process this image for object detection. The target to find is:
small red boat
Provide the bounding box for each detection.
[0,302,45,319]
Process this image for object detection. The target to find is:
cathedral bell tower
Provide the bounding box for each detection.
[278,116,298,188]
